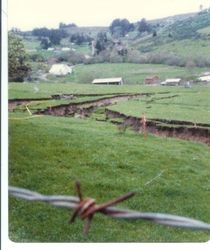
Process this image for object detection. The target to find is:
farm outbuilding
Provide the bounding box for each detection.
[61,47,71,51]
[198,75,210,82]
[144,76,160,84]
[161,78,181,86]
[49,64,72,76]
[92,77,123,85]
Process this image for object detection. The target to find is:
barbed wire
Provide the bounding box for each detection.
[9,183,210,235]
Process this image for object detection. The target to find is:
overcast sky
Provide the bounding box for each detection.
[8,0,210,30]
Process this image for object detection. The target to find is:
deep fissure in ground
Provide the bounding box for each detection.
[9,92,210,146]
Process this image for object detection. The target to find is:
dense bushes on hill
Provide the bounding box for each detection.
[32,28,68,46]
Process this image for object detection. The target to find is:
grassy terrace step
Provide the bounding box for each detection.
[9,95,116,112]
[109,86,210,124]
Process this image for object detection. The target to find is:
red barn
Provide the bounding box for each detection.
[144,76,160,84]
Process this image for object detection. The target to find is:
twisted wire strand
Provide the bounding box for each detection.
[9,186,79,209]
[9,186,210,231]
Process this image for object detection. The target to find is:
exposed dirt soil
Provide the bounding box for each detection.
[106,109,210,146]
[9,91,170,111]
[9,92,210,146]
[36,93,152,117]
[8,98,51,112]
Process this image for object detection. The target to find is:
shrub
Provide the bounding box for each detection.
[30,53,45,62]
[109,50,124,63]
[126,49,145,63]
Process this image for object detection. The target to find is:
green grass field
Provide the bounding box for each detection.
[66,63,209,84]
[9,82,210,242]
[9,81,179,99]
[9,63,210,92]
[110,86,210,124]
[9,113,210,242]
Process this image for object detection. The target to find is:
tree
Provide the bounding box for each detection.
[48,29,67,45]
[8,33,31,82]
[109,18,134,37]
[153,30,157,37]
[138,18,151,33]
[168,32,173,38]
[40,38,51,49]
[94,32,109,54]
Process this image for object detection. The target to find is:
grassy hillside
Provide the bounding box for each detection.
[131,12,210,64]
[146,39,210,59]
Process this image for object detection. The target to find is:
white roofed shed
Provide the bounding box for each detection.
[198,75,210,82]
[161,78,181,86]
[92,77,123,85]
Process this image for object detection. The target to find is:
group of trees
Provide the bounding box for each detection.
[31,17,154,50]
[59,22,77,29]
[70,33,93,45]
[32,27,68,48]
[109,18,154,37]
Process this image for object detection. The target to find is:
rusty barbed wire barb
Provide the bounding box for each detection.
[9,185,210,234]
[69,181,135,234]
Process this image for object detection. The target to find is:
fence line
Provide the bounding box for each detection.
[9,185,210,234]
